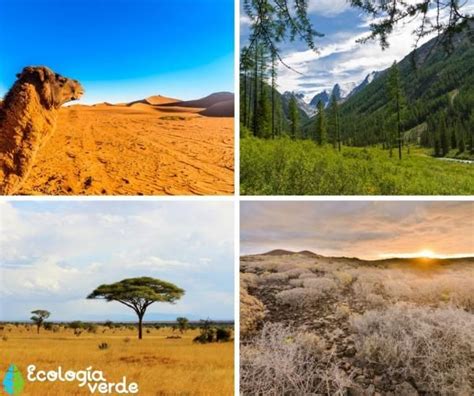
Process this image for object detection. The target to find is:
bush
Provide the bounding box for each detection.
[68,321,84,330]
[43,322,53,331]
[289,278,304,287]
[240,287,265,337]
[259,272,289,284]
[240,323,353,395]
[332,271,354,287]
[351,305,474,394]
[98,342,109,350]
[86,324,98,334]
[302,277,338,293]
[276,288,327,307]
[216,327,232,342]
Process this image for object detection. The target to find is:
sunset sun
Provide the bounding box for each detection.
[418,249,436,258]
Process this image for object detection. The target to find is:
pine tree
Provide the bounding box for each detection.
[450,128,457,151]
[329,92,341,151]
[271,50,277,138]
[439,115,449,156]
[315,100,327,145]
[288,95,299,139]
[386,62,406,160]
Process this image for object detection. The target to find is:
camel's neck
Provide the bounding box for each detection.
[1,82,58,132]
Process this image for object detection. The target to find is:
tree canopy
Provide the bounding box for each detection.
[87,277,185,339]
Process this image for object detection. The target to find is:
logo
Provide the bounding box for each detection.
[1,364,138,394]
[2,364,25,395]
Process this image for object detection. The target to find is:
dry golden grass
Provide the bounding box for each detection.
[0,325,233,395]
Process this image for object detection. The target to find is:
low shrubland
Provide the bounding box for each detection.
[241,323,353,395]
[351,305,474,394]
[241,253,474,395]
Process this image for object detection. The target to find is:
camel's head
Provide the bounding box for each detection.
[16,66,84,109]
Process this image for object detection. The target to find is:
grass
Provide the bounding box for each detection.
[0,325,234,395]
[240,137,474,195]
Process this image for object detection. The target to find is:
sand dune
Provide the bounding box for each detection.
[163,92,234,109]
[199,99,234,117]
[17,99,234,195]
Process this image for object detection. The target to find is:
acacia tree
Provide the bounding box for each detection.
[87,277,184,340]
[31,310,50,334]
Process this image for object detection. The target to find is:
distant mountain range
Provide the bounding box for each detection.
[283,72,381,116]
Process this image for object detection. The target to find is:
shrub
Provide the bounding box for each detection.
[2,335,8,342]
[302,277,338,293]
[333,271,354,287]
[283,268,312,279]
[240,323,353,395]
[86,324,98,334]
[98,342,109,350]
[259,272,289,284]
[68,321,84,330]
[276,287,328,307]
[216,327,232,342]
[240,287,265,337]
[73,329,83,337]
[241,273,259,288]
[43,322,53,331]
[299,273,319,280]
[289,278,304,287]
[123,337,131,343]
[351,305,474,394]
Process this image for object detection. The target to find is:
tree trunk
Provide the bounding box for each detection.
[397,90,402,160]
[243,72,247,128]
[253,42,258,136]
[37,324,40,334]
[138,314,144,340]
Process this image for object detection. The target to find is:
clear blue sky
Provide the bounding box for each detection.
[0,0,234,104]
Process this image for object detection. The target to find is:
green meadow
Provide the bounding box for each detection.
[240,137,474,195]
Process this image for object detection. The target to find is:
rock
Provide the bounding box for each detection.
[394,382,418,396]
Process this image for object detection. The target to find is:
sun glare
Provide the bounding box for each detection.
[418,249,436,258]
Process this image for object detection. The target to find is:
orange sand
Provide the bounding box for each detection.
[17,102,234,195]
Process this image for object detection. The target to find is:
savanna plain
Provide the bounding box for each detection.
[0,324,234,395]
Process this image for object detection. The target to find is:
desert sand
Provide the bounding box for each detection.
[16,95,234,195]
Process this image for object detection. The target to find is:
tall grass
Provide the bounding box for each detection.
[0,325,234,395]
[241,137,474,195]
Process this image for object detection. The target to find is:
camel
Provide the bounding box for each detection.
[0,66,84,195]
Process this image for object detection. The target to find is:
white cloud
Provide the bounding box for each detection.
[308,0,351,16]
[276,4,464,98]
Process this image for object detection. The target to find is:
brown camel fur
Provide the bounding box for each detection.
[0,66,84,194]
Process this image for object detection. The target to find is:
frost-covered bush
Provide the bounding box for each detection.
[259,272,289,284]
[241,323,353,395]
[351,305,474,395]
[302,277,338,293]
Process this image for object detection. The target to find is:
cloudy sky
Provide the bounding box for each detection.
[241,0,474,101]
[241,201,474,259]
[0,201,234,322]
